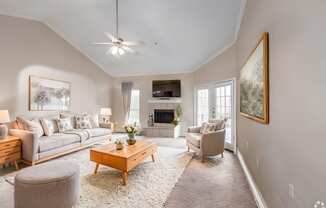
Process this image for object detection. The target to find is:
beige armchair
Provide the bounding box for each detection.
[186,119,226,161]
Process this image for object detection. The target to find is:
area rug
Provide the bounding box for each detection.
[0,138,192,208]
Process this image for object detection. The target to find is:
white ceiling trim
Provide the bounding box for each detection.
[190,0,247,73]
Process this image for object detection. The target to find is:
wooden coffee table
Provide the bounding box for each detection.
[90,140,157,185]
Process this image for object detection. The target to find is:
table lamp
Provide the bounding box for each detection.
[100,108,112,123]
[0,110,10,139]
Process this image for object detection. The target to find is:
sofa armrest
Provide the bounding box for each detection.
[187,126,201,133]
[201,129,225,156]
[9,129,39,162]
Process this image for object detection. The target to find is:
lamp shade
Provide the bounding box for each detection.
[0,110,10,123]
[100,108,112,116]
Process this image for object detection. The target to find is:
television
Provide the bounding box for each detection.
[152,80,181,98]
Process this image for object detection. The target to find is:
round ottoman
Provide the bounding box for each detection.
[14,161,80,208]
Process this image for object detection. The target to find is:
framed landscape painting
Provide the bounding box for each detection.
[29,76,71,111]
[240,32,269,124]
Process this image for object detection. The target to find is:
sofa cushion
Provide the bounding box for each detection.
[86,128,112,138]
[186,133,202,148]
[38,133,81,153]
[63,130,90,143]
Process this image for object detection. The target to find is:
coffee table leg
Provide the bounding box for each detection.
[14,161,19,170]
[122,171,128,185]
[94,163,100,174]
[151,154,155,162]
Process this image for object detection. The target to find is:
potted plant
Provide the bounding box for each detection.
[115,139,124,150]
[124,123,137,145]
[171,105,182,126]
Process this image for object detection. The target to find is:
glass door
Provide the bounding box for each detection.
[195,79,236,151]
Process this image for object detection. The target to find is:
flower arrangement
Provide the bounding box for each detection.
[171,105,182,126]
[124,123,137,145]
[124,123,137,136]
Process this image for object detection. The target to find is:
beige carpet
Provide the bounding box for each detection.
[0,137,192,208]
[164,151,257,208]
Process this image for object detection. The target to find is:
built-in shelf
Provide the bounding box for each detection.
[147,99,181,104]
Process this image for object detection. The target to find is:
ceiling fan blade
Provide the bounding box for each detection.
[105,33,117,42]
[122,40,144,46]
[122,46,136,53]
[92,42,113,45]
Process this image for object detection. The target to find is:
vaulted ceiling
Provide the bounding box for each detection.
[0,0,245,77]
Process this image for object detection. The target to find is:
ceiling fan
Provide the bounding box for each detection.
[93,0,143,57]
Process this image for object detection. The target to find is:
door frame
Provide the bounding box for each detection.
[194,78,237,152]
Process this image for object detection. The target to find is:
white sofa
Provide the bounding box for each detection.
[9,114,112,165]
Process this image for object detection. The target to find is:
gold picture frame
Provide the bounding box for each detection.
[240,32,269,124]
[29,76,71,111]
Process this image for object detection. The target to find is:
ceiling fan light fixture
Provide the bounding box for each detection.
[110,46,119,55]
[118,48,125,55]
[92,0,143,57]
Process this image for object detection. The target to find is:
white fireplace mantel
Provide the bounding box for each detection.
[147,99,181,104]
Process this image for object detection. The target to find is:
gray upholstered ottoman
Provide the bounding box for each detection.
[14,161,80,208]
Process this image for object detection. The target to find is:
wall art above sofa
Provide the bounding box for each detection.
[29,76,71,111]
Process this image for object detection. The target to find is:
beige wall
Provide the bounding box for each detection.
[194,45,237,85]
[192,0,326,206]
[112,73,194,134]
[0,15,113,119]
[236,0,326,207]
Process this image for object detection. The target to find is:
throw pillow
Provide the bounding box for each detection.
[87,114,99,128]
[208,119,227,130]
[75,115,92,129]
[56,118,73,132]
[200,122,207,134]
[40,118,57,136]
[204,123,218,133]
[16,117,44,137]
[60,113,77,129]
[16,117,27,130]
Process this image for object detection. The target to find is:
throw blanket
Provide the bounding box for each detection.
[63,129,91,143]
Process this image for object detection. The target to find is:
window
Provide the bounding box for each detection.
[197,89,209,125]
[128,89,140,124]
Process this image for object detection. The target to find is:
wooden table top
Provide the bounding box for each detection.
[91,140,156,159]
[0,136,20,144]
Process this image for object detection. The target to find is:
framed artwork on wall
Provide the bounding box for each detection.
[29,76,71,111]
[240,32,269,124]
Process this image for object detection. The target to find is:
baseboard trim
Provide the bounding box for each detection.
[237,150,268,208]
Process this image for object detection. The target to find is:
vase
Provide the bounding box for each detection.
[126,134,136,145]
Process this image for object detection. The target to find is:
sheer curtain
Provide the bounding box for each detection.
[121,82,133,124]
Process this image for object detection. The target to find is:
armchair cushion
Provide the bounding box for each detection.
[186,133,201,148]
